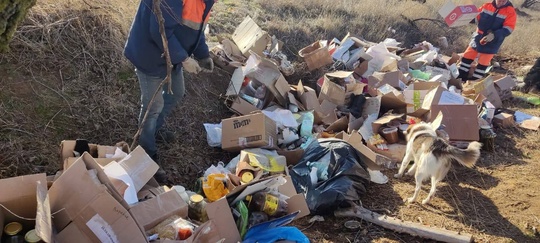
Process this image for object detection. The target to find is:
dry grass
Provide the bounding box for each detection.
[1,0,540,241]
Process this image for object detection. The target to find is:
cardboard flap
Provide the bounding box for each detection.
[130,190,188,230]
[296,80,322,113]
[288,92,306,111]
[325,116,349,133]
[36,181,53,243]
[372,113,404,133]
[430,111,444,130]
[117,146,159,192]
[226,67,245,96]
[232,16,270,56]
[337,131,382,170]
[494,75,516,91]
[326,71,354,79]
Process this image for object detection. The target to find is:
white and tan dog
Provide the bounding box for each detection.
[394,123,482,204]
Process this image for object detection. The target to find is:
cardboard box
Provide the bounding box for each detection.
[298,40,333,70]
[368,71,408,91]
[129,190,188,231]
[244,52,291,106]
[205,175,310,243]
[438,1,479,27]
[367,143,407,163]
[232,16,271,57]
[293,80,322,113]
[335,131,385,170]
[464,76,503,108]
[221,113,277,152]
[318,71,357,106]
[373,84,407,110]
[60,140,98,162]
[494,75,516,101]
[403,81,443,116]
[430,104,480,141]
[493,113,516,128]
[48,156,147,242]
[425,66,451,83]
[0,174,51,242]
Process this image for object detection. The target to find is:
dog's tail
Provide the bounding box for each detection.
[449,141,482,168]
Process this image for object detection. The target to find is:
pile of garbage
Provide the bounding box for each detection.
[2,13,540,243]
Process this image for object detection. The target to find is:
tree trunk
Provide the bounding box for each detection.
[0,0,37,52]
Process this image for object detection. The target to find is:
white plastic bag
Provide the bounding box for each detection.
[203,123,222,147]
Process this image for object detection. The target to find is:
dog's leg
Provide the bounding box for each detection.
[422,176,440,204]
[405,162,418,176]
[406,171,425,203]
[395,151,413,178]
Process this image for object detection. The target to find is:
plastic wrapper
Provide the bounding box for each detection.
[235,201,249,239]
[203,123,222,148]
[147,215,196,240]
[289,139,370,214]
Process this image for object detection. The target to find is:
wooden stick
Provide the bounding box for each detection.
[335,206,473,243]
[130,0,173,151]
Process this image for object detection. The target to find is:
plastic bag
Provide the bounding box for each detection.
[203,123,222,147]
[243,212,308,243]
[290,139,370,215]
[235,201,249,239]
[203,162,229,178]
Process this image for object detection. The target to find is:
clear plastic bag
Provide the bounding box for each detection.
[203,123,222,147]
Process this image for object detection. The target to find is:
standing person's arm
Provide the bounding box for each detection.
[493,7,517,41]
[149,0,188,65]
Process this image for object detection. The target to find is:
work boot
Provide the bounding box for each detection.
[151,154,167,184]
[156,129,175,144]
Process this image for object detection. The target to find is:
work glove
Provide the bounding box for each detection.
[480,32,495,45]
[182,57,202,74]
[198,57,214,72]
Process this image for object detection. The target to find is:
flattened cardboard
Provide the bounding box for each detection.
[367,143,407,163]
[129,190,188,230]
[325,116,349,133]
[494,75,516,91]
[521,119,540,131]
[430,104,480,141]
[232,16,271,57]
[335,131,383,170]
[221,113,278,152]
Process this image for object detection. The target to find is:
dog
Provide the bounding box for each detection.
[522,57,540,94]
[394,123,482,204]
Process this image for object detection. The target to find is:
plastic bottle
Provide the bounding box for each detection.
[239,93,265,109]
[172,185,190,204]
[247,191,288,217]
[309,167,318,185]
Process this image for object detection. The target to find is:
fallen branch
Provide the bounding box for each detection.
[130,0,173,151]
[335,206,473,243]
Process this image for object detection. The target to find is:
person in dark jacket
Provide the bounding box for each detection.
[124,0,215,182]
[457,0,517,81]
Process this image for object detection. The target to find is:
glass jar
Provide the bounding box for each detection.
[188,194,208,223]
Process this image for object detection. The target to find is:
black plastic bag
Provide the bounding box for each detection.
[289,139,370,215]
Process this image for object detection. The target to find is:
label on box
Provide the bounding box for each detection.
[86,214,119,243]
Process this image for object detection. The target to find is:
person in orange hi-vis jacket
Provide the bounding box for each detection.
[457,0,517,81]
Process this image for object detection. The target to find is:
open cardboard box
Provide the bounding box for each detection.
[204,175,310,243]
[403,81,443,117]
[244,52,290,106]
[0,174,52,242]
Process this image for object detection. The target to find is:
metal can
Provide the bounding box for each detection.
[4,222,23,236]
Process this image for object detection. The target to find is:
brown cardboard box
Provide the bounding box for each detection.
[335,131,384,170]
[225,66,277,115]
[465,76,503,108]
[205,175,310,243]
[493,113,516,128]
[298,40,333,70]
[367,143,407,163]
[403,81,442,117]
[368,71,408,91]
[493,75,516,101]
[372,113,405,135]
[430,104,480,141]
[60,140,98,162]
[129,190,188,231]
[318,71,355,106]
[244,52,291,106]
[232,16,271,57]
[48,157,147,242]
[0,174,51,242]
[372,84,407,110]
[221,113,277,152]
[294,80,322,113]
